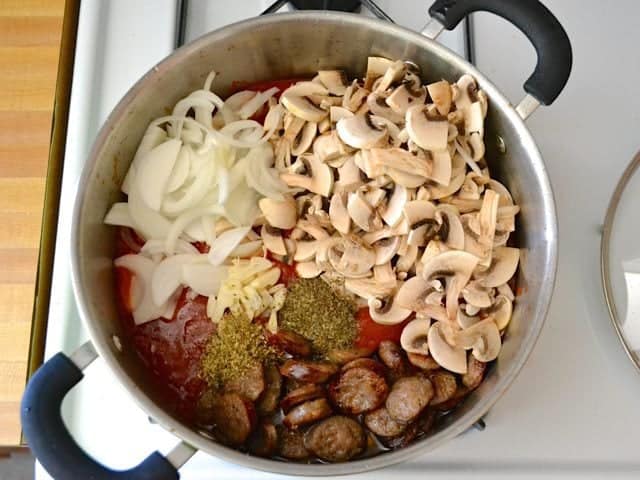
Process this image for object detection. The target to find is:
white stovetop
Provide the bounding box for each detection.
[38,0,640,478]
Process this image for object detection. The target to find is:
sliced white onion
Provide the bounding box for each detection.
[121,125,167,194]
[151,253,207,306]
[136,138,182,211]
[114,254,165,325]
[104,202,134,228]
[225,90,257,111]
[223,183,260,226]
[140,238,199,256]
[244,144,287,200]
[237,87,279,119]
[127,173,172,241]
[208,226,251,265]
[165,204,225,255]
[182,264,228,297]
[161,156,216,216]
[166,145,192,193]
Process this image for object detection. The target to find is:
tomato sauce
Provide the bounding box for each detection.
[355,307,411,351]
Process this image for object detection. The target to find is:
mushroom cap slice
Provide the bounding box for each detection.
[261,225,287,256]
[367,92,404,123]
[436,205,465,250]
[374,236,401,265]
[293,240,320,262]
[334,155,363,193]
[373,60,406,93]
[344,267,396,299]
[422,250,480,321]
[291,121,318,156]
[259,195,297,230]
[381,183,408,227]
[317,70,348,96]
[280,82,330,122]
[330,106,354,123]
[347,190,376,232]
[404,200,437,227]
[280,153,334,197]
[453,318,502,362]
[296,261,323,279]
[427,80,453,116]
[428,321,467,374]
[429,162,466,199]
[405,105,448,151]
[400,317,431,355]
[476,246,520,288]
[329,192,351,234]
[386,83,427,115]
[327,236,376,279]
[336,114,388,149]
[313,131,352,164]
[489,294,513,330]
[457,308,481,329]
[395,275,446,322]
[462,280,492,308]
[367,295,412,325]
[365,56,394,89]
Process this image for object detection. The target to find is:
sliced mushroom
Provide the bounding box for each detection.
[347,190,376,232]
[400,317,431,355]
[293,240,321,262]
[464,101,485,137]
[422,250,480,321]
[405,105,448,151]
[261,225,287,256]
[395,275,447,322]
[381,183,408,227]
[313,131,352,164]
[435,205,465,250]
[459,173,481,200]
[335,156,364,192]
[496,282,515,301]
[386,82,427,115]
[281,153,334,197]
[476,246,520,288]
[395,243,419,274]
[462,189,499,266]
[336,114,388,149]
[421,239,449,264]
[367,92,404,123]
[368,294,412,325]
[462,280,492,308]
[259,195,297,229]
[428,321,467,374]
[427,80,453,116]
[344,263,397,300]
[280,82,330,122]
[453,318,501,362]
[329,192,351,234]
[291,121,318,156]
[327,235,376,278]
[330,106,354,123]
[452,74,478,111]
[317,70,348,96]
[364,56,394,90]
[318,117,331,134]
[296,261,323,279]
[373,60,406,93]
[373,235,401,265]
[342,81,370,112]
[488,294,513,330]
[456,308,481,329]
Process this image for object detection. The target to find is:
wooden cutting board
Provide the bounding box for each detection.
[0,0,65,446]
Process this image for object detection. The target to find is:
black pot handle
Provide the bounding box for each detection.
[428,0,572,106]
[21,350,180,480]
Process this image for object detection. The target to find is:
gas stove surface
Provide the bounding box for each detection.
[38,1,640,479]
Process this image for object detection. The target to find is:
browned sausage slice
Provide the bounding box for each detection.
[266,329,312,357]
[342,357,386,377]
[433,386,469,412]
[328,367,388,415]
[407,352,441,371]
[283,398,333,429]
[279,360,338,383]
[378,340,406,371]
[462,356,486,390]
[280,384,325,413]
[203,393,257,446]
[364,407,407,437]
[247,421,278,457]
[381,420,419,449]
[428,371,458,406]
[304,416,366,462]
[386,376,434,423]
[327,347,375,365]
[256,364,282,416]
[225,363,265,402]
[278,426,310,460]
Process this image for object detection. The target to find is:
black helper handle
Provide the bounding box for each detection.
[429,0,572,105]
[21,352,179,480]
